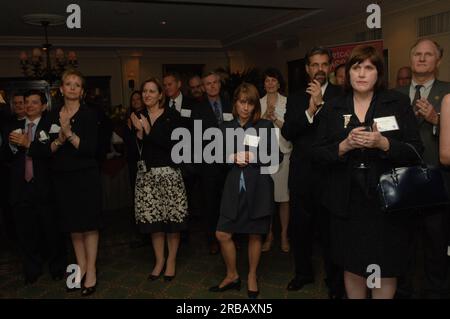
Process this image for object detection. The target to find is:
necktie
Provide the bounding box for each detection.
[412,84,423,113]
[213,101,223,124]
[171,100,176,109]
[24,122,34,182]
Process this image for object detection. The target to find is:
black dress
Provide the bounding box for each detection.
[216,119,276,234]
[313,90,423,278]
[48,105,102,233]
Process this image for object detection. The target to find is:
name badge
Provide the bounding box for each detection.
[223,113,233,121]
[180,109,191,118]
[243,134,260,147]
[49,124,61,133]
[137,160,147,174]
[373,116,399,132]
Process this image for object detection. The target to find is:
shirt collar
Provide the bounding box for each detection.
[25,117,41,127]
[411,78,435,90]
[321,81,329,96]
[171,92,183,106]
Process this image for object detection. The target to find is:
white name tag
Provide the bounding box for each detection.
[223,113,233,121]
[180,109,191,118]
[374,116,399,132]
[49,124,61,133]
[243,134,260,147]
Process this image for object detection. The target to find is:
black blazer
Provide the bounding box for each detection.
[134,107,182,168]
[219,119,276,220]
[191,98,233,175]
[46,104,99,172]
[281,83,341,192]
[312,89,423,218]
[7,114,52,206]
[397,80,450,165]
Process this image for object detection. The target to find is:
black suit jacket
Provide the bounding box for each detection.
[219,119,276,220]
[7,115,52,206]
[281,83,341,193]
[191,98,233,175]
[397,80,450,165]
[312,89,423,218]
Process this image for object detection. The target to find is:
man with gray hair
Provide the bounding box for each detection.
[397,38,450,299]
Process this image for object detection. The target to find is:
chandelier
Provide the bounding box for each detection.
[19,14,78,81]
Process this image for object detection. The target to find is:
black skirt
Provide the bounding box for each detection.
[53,167,102,233]
[217,190,271,235]
[330,172,413,278]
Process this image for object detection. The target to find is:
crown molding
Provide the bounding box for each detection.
[0,36,223,49]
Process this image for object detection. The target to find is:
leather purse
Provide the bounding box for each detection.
[377,143,450,213]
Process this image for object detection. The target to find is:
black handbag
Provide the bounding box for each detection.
[377,143,450,213]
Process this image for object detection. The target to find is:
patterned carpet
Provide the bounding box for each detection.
[0,208,329,299]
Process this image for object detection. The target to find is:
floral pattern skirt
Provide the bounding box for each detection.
[135,166,188,233]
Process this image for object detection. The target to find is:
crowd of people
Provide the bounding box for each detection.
[0,37,449,299]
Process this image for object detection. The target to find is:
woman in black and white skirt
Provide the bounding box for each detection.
[129,77,188,282]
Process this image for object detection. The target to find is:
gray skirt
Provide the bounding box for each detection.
[135,166,188,233]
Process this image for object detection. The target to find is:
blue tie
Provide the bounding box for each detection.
[239,171,246,192]
[213,101,223,124]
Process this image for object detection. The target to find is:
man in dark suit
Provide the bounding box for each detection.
[281,46,343,297]
[396,38,450,299]
[191,71,233,254]
[163,71,202,230]
[7,90,66,285]
[163,72,196,114]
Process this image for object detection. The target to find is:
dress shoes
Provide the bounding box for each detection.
[148,273,162,281]
[286,276,314,291]
[81,283,97,297]
[247,289,260,299]
[209,278,241,292]
[164,274,176,282]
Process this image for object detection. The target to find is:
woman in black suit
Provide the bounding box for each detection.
[209,83,277,298]
[49,70,101,296]
[313,45,423,298]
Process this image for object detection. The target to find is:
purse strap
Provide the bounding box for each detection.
[404,143,425,167]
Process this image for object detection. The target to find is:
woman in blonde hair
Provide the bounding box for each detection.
[48,69,101,296]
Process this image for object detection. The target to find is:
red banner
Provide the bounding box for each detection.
[329,40,384,71]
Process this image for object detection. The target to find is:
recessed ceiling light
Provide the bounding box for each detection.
[160,20,167,25]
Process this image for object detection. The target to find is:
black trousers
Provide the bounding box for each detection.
[289,179,343,292]
[200,170,226,242]
[0,163,15,241]
[13,181,66,279]
[397,207,449,298]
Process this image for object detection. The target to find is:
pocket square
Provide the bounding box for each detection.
[38,130,50,143]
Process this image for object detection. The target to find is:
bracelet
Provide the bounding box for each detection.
[54,139,62,147]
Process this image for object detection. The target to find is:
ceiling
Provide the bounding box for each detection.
[0,0,418,49]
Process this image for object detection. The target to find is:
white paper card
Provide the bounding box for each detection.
[180,109,191,118]
[374,116,399,132]
[223,113,233,121]
[243,134,260,147]
[49,124,61,133]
